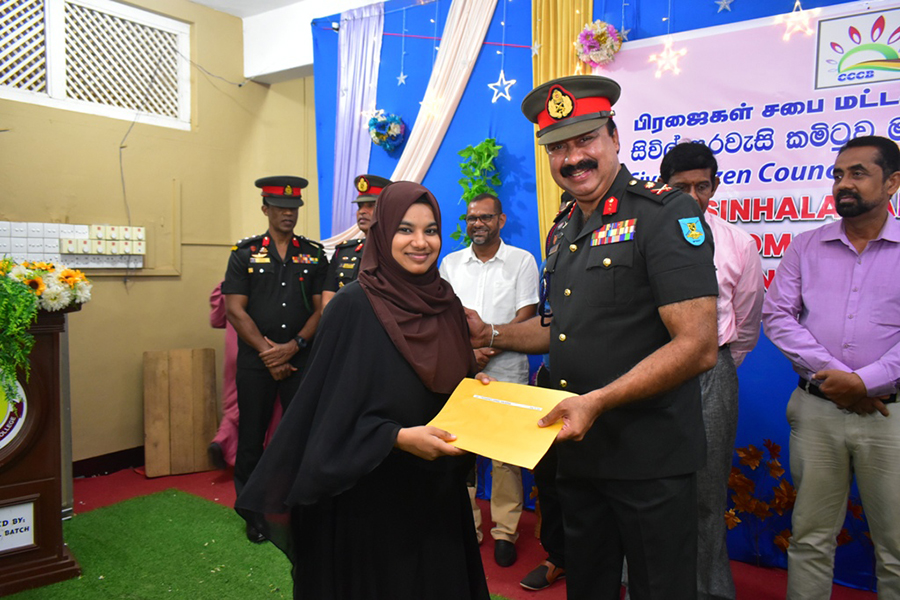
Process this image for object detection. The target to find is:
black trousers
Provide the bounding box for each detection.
[533,443,566,568]
[234,367,303,494]
[558,472,698,600]
[533,363,566,568]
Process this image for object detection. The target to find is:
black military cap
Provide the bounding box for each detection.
[255,175,308,208]
[352,175,392,203]
[521,75,621,146]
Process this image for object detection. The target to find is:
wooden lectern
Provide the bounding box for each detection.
[0,311,81,595]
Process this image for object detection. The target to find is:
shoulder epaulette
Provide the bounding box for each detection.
[232,234,264,250]
[625,178,681,204]
[335,238,364,248]
[554,194,576,223]
[297,236,324,250]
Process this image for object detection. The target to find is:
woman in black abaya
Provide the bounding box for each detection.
[235,181,489,600]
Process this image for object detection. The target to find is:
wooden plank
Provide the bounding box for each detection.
[192,348,217,471]
[143,351,171,478]
[167,349,194,475]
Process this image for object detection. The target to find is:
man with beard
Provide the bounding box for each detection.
[763,135,900,598]
[660,142,764,600]
[223,175,328,542]
[467,75,719,599]
[322,174,391,307]
[439,193,539,567]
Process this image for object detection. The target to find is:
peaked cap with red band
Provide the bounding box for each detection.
[521,75,621,146]
[352,174,393,204]
[254,175,308,208]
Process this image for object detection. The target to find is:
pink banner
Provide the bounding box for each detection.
[602,1,900,286]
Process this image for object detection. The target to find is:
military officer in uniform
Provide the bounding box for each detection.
[322,174,392,307]
[222,175,328,541]
[467,76,719,600]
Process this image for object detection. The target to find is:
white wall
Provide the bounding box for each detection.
[243,0,375,83]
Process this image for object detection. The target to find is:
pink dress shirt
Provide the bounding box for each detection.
[762,217,900,397]
[708,215,765,367]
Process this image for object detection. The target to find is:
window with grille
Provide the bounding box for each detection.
[1,0,191,129]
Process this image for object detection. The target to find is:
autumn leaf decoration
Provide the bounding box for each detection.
[728,440,797,561]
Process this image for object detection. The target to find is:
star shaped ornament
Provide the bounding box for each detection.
[531,41,542,56]
[488,70,516,103]
[715,0,733,12]
[775,0,820,41]
[397,72,407,86]
[649,38,687,78]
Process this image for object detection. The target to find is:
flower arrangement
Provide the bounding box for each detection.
[575,20,623,69]
[368,110,406,153]
[0,258,92,402]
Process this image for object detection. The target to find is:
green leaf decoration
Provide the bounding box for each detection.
[455,138,503,247]
[0,273,39,403]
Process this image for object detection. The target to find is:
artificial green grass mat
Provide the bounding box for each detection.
[6,489,511,600]
[8,489,289,599]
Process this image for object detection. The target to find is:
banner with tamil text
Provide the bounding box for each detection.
[605,1,900,286]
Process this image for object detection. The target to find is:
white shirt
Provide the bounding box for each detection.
[707,214,765,367]
[440,240,539,383]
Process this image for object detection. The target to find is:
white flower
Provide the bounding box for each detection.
[74,281,92,303]
[40,284,72,311]
[43,270,61,287]
[9,265,30,281]
[388,123,401,136]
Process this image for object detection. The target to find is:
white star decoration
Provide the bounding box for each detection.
[397,72,407,86]
[774,0,820,41]
[488,70,516,103]
[531,41,542,56]
[649,38,687,78]
[620,28,631,41]
[715,0,733,12]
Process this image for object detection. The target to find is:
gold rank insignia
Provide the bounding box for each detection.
[357,177,369,193]
[547,86,574,120]
[231,245,238,251]
[285,184,293,195]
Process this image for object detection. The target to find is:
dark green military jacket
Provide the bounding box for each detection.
[324,238,366,293]
[545,165,718,480]
[222,231,327,370]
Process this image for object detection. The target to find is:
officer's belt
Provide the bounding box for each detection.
[798,376,897,404]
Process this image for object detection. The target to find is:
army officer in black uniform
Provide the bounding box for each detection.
[467,76,719,600]
[223,175,328,541]
[322,174,392,307]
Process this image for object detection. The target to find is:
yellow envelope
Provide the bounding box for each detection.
[427,378,571,469]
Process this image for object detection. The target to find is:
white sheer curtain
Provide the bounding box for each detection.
[322,0,499,253]
[331,4,384,236]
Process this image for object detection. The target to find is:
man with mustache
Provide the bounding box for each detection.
[468,75,719,599]
[322,174,391,307]
[222,175,328,542]
[763,135,900,598]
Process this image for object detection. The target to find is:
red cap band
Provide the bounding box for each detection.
[537,94,612,130]
[261,186,302,196]
[359,186,384,197]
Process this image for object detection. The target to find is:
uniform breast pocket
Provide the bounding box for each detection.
[584,243,635,307]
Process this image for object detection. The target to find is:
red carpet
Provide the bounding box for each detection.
[72,468,876,600]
